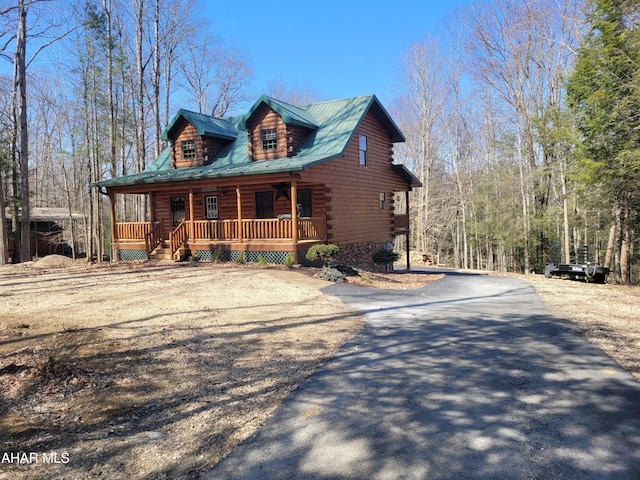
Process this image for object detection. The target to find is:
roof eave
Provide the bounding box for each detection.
[90,155,345,190]
[391,164,422,188]
[368,95,405,143]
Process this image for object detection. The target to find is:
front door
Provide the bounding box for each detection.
[171,196,186,227]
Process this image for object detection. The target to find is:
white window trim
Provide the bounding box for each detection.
[204,195,219,220]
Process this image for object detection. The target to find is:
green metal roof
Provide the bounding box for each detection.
[243,95,318,129]
[93,95,409,189]
[161,109,238,141]
[144,146,171,171]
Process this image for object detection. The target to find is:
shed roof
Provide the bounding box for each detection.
[6,207,84,222]
[94,95,410,189]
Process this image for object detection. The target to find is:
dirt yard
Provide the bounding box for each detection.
[0,258,638,480]
[0,259,371,480]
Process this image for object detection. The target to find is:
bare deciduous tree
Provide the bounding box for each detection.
[176,35,252,116]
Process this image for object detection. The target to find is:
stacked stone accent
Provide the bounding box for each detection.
[334,241,390,271]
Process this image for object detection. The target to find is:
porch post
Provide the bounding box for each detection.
[406,190,410,271]
[291,179,298,263]
[148,191,154,223]
[109,190,120,261]
[189,189,195,239]
[236,185,243,243]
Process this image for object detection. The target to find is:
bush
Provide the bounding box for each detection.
[211,248,223,262]
[258,255,267,266]
[306,244,340,267]
[284,253,295,269]
[317,267,346,282]
[372,249,400,265]
[335,264,359,276]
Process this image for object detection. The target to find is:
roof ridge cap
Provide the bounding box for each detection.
[261,94,305,110]
[308,94,375,106]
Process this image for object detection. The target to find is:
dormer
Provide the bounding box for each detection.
[243,96,317,161]
[162,109,237,169]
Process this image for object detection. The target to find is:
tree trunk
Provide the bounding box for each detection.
[152,0,161,158]
[604,221,616,270]
[517,129,530,274]
[560,159,571,264]
[61,162,76,259]
[15,0,30,262]
[620,223,630,284]
[0,168,7,265]
[135,0,147,221]
[105,0,117,180]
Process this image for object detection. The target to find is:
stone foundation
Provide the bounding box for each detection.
[334,241,391,271]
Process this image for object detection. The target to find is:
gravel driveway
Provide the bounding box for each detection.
[206,271,640,479]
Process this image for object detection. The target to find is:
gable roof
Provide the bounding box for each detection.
[93,94,409,188]
[161,109,238,141]
[243,95,318,130]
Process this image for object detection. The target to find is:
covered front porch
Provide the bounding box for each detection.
[106,177,329,262]
[111,216,327,261]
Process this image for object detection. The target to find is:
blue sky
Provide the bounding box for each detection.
[203,0,470,105]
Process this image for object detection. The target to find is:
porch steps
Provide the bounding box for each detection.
[149,244,187,261]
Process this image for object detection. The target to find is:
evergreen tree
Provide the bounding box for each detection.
[567,0,640,283]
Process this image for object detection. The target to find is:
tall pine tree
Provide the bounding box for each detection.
[567,0,640,283]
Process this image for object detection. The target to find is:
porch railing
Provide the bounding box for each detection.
[297,217,326,240]
[242,219,293,240]
[192,219,238,240]
[115,222,155,242]
[194,217,326,241]
[114,216,327,244]
[394,214,410,231]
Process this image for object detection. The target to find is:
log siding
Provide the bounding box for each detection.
[300,112,407,246]
[101,95,419,264]
[170,117,232,168]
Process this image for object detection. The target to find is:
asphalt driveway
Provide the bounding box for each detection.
[206,271,640,479]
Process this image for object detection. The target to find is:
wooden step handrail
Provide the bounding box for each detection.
[144,222,164,257]
[169,220,188,256]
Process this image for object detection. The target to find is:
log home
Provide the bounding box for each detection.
[93,94,421,266]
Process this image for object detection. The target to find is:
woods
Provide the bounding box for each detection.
[0,0,637,282]
[392,0,638,283]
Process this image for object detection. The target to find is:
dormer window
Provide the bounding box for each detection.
[181,139,196,160]
[261,128,277,151]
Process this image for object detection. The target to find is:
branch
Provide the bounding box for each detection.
[25,23,80,68]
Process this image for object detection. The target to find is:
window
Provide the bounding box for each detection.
[170,196,186,227]
[255,191,274,219]
[261,128,277,151]
[359,135,368,166]
[298,189,312,217]
[379,192,386,210]
[181,139,195,159]
[204,195,218,220]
